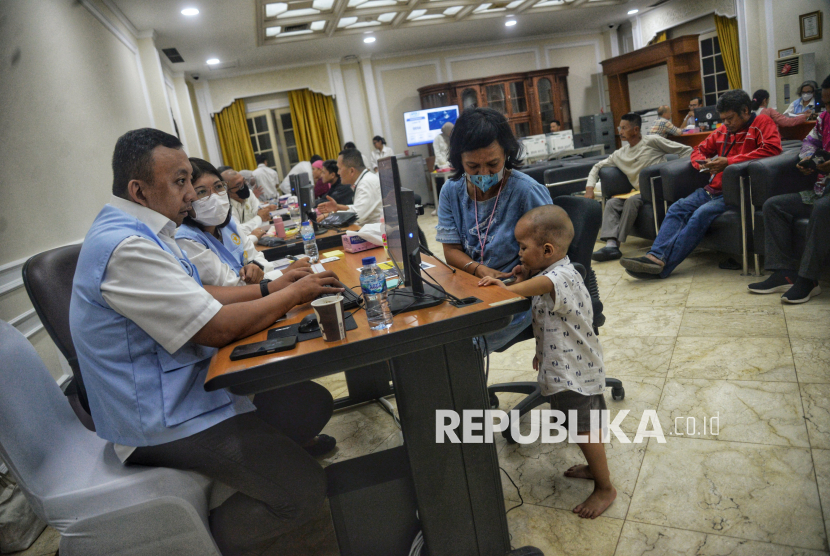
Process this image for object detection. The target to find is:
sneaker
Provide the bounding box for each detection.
[304,434,337,457]
[781,278,821,304]
[748,270,797,294]
[592,246,622,262]
[620,256,663,274]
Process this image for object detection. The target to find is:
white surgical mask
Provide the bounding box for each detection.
[802,93,814,103]
[192,191,230,226]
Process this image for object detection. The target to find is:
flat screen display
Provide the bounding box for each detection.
[403,105,459,147]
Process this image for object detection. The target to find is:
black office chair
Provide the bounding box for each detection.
[22,244,95,431]
[488,196,624,444]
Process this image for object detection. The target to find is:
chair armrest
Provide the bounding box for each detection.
[660,158,709,203]
[638,161,673,204]
[598,167,633,200]
[747,150,816,207]
[720,160,754,207]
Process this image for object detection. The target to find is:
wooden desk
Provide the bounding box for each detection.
[207,247,529,556]
[254,224,359,261]
[671,131,712,149]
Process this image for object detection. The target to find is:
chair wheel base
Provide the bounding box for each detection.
[506,546,544,556]
[611,387,625,401]
[490,393,500,409]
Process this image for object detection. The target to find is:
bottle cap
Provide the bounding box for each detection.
[301,221,309,226]
[362,256,376,266]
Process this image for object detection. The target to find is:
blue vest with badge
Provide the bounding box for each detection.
[69,204,254,446]
[176,217,248,273]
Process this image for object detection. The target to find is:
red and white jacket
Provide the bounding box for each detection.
[691,113,782,193]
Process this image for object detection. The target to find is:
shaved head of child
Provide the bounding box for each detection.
[517,205,574,254]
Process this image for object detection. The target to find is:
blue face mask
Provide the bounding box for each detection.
[467,166,505,192]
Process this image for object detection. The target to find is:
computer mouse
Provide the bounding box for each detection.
[298,314,319,333]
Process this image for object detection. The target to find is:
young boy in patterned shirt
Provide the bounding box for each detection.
[479,205,616,519]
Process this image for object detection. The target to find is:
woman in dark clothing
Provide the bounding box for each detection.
[315,160,354,207]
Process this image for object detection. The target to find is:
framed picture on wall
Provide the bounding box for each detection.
[777,47,796,58]
[799,11,822,43]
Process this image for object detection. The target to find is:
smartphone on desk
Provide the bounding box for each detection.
[229,337,297,361]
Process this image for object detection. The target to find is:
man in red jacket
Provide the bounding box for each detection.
[621,90,782,279]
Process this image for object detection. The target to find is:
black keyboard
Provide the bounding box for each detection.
[317,287,361,310]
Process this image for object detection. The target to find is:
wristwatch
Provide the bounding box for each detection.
[260,279,272,298]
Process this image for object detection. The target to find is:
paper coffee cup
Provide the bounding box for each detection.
[310,296,346,342]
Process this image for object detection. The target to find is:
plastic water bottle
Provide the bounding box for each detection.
[360,256,393,330]
[288,196,300,222]
[301,221,319,263]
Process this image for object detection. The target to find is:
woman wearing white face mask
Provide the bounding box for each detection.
[435,107,552,351]
[784,80,819,116]
[176,158,301,286]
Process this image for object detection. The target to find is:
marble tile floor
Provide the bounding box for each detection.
[12,218,830,555]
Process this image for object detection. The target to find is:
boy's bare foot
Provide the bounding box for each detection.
[564,464,594,480]
[573,485,616,519]
[645,254,665,267]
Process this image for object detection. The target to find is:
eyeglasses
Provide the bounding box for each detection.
[194,181,228,200]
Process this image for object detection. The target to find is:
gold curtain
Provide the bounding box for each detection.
[214,99,256,171]
[288,89,341,161]
[715,15,742,90]
[647,31,667,46]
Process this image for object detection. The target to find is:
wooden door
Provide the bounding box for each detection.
[455,85,482,113]
[531,75,557,134]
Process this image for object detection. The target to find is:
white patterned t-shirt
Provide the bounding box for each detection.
[531,256,605,397]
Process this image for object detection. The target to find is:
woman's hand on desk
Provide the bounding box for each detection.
[473,265,511,280]
[239,264,265,284]
[285,271,344,305]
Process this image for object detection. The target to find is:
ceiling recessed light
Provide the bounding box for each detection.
[181,8,199,16]
[505,19,517,26]
[627,8,638,14]
[206,58,220,65]
[364,36,376,43]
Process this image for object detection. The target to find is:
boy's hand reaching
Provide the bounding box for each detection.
[478,276,507,288]
[511,264,531,283]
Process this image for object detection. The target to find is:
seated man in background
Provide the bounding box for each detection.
[312,159,329,198]
[70,128,342,556]
[221,167,275,238]
[621,90,782,279]
[251,153,280,199]
[317,148,382,225]
[278,155,321,195]
[681,96,703,129]
[549,120,561,133]
[588,113,693,262]
[650,106,683,137]
[315,159,353,207]
[433,122,453,169]
[749,75,830,304]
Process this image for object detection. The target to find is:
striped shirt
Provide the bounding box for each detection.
[690,113,782,193]
[649,117,683,137]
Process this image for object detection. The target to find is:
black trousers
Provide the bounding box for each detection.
[763,192,830,280]
[127,381,334,556]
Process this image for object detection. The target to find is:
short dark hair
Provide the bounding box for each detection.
[339,149,366,170]
[310,154,323,163]
[716,89,751,115]
[621,112,642,129]
[751,89,770,111]
[448,107,523,180]
[183,157,231,230]
[821,73,830,90]
[111,128,182,199]
[690,97,703,105]
[372,136,386,145]
[551,120,561,126]
[217,165,233,174]
[343,141,357,149]
[323,160,339,175]
[255,154,268,165]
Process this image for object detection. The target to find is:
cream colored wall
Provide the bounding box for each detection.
[171,74,204,159]
[207,64,333,113]
[138,36,175,134]
[449,51,539,81]
[628,65,670,112]
[770,0,828,83]
[666,14,715,39]
[0,0,153,379]
[376,63,442,159]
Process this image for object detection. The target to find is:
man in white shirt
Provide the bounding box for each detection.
[70,128,344,555]
[681,97,703,129]
[317,148,382,225]
[370,136,394,172]
[251,154,280,199]
[587,113,693,261]
[433,122,453,169]
[221,168,275,238]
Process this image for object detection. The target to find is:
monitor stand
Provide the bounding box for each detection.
[388,283,445,314]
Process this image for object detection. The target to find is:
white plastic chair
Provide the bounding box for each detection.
[0,320,224,555]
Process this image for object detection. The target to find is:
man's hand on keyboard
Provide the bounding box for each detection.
[288,271,344,305]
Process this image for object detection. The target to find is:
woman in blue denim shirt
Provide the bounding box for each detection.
[435,108,551,350]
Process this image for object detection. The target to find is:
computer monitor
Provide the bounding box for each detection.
[695,105,721,129]
[378,156,443,313]
[289,173,309,198]
[298,184,315,224]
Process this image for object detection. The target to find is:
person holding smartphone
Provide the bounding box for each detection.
[749,74,830,303]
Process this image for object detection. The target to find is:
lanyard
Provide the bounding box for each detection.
[472,174,507,264]
[353,169,368,191]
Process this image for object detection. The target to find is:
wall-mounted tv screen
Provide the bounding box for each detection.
[403,105,459,147]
